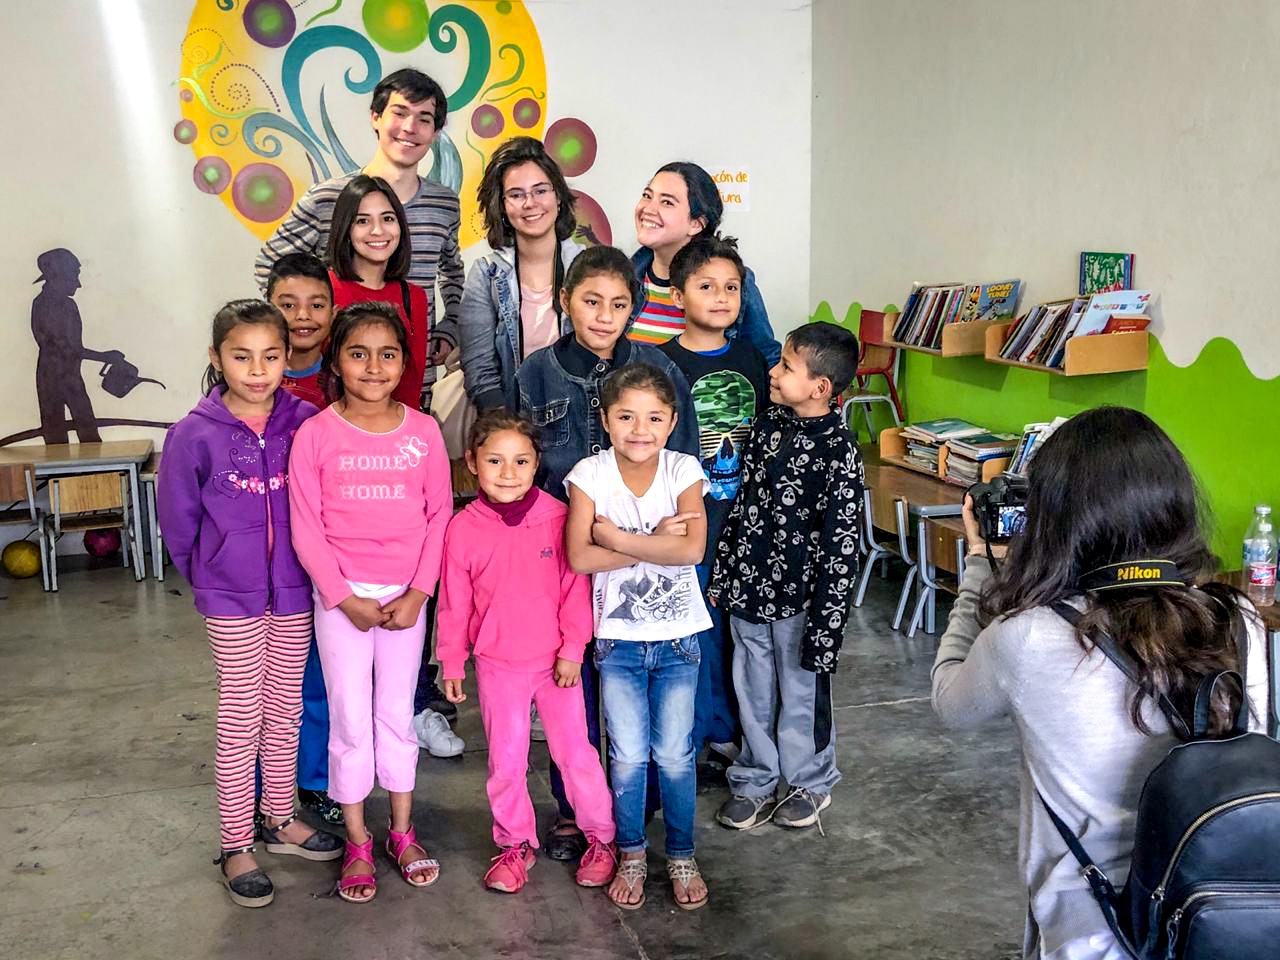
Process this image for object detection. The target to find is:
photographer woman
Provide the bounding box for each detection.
[931,406,1269,960]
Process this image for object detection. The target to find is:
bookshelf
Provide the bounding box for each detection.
[984,323,1149,376]
[886,318,999,357]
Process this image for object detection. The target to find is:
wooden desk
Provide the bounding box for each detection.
[0,440,152,582]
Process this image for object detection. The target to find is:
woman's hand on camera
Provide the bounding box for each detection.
[963,494,1008,560]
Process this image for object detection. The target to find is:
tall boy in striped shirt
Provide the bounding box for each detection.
[255,68,465,766]
[254,68,464,397]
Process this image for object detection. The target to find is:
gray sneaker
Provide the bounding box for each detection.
[716,794,774,830]
[771,788,831,831]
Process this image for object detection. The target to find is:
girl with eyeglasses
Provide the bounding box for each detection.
[459,136,585,412]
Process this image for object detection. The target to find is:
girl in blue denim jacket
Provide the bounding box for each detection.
[515,244,698,863]
[516,245,698,503]
[630,161,781,366]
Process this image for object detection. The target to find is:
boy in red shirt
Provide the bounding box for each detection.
[268,253,334,410]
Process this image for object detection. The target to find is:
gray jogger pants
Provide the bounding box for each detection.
[726,612,840,798]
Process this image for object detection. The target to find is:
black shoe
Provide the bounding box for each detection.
[260,813,344,861]
[716,794,774,830]
[696,760,729,794]
[543,823,588,861]
[771,788,831,830]
[216,846,274,908]
[299,788,345,826]
[423,679,458,721]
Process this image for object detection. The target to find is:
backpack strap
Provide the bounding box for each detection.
[1035,791,1141,960]
[1191,615,1251,737]
[1050,600,1192,740]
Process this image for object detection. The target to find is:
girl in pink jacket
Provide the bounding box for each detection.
[437,409,616,895]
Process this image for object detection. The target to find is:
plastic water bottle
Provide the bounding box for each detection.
[1243,504,1277,607]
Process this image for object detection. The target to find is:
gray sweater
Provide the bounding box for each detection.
[931,558,1268,960]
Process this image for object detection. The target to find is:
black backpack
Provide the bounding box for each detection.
[1042,602,1280,959]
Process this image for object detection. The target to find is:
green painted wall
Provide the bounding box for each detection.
[812,301,1280,560]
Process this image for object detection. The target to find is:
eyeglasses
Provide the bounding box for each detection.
[503,184,556,205]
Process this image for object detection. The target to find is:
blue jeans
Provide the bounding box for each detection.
[597,636,700,858]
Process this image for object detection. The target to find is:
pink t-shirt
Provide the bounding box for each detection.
[519,282,558,360]
[287,405,453,609]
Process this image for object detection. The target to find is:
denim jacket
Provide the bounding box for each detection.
[631,246,781,367]
[516,334,700,502]
[460,239,584,411]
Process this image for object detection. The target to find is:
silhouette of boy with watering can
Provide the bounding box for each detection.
[30,249,162,445]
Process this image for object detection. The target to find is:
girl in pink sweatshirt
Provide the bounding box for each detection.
[288,301,453,904]
[437,409,616,895]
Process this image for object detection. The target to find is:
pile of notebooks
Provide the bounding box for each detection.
[943,431,1021,486]
[899,418,987,474]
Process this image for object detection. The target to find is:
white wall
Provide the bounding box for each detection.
[812,0,1280,378]
[0,0,811,446]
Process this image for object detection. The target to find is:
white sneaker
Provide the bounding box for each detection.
[413,708,465,758]
[530,705,546,742]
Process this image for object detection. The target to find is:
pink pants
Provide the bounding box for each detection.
[474,658,614,848]
[314,591,426,804]
[205,612,312,848]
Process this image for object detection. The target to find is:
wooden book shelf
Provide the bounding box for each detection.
[887,318,1001,358]
[984,323,1149,376]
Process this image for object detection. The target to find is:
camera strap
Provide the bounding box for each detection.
[1078,560,1186,592]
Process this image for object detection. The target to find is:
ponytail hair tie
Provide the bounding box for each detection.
[1078,560,1187,592]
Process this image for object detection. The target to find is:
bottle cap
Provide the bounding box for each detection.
[1258,504,1273,515]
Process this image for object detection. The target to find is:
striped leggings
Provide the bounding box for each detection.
[205,612,312,848]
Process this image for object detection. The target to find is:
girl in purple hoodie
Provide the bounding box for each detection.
[158,300,342,908]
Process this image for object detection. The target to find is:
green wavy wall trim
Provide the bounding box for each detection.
[810,300,1280,560]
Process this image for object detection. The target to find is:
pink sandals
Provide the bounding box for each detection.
[386,822,440,888]
[337,835,377,904]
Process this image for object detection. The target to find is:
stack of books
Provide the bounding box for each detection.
[943,431,1020,486]
[1007,417,1069,476]
[999,290,1151,369]
[899,418,986,473]
[892,279,1022,348]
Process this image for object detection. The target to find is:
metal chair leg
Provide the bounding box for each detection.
[854,543,886,607]
[892,565,917,630]
[907,584,929,638]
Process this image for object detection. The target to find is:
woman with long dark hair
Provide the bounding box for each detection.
[932,406,1268,960]
[630,161,780,365]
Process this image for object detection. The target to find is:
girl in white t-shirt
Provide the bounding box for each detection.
[564,362,712,913]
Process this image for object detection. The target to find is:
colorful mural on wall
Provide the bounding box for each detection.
[173,0,611,248]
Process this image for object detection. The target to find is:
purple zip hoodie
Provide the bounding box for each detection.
[158,386,318,617]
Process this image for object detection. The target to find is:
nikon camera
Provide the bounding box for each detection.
[968,475,1029,543]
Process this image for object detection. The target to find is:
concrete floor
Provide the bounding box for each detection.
[0,565,1027,960]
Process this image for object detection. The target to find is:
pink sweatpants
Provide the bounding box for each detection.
[205,612,313,848]
[314,590,426,804]
[474,658,614,849]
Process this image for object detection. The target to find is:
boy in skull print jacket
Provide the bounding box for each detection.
[707,322,863,830]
